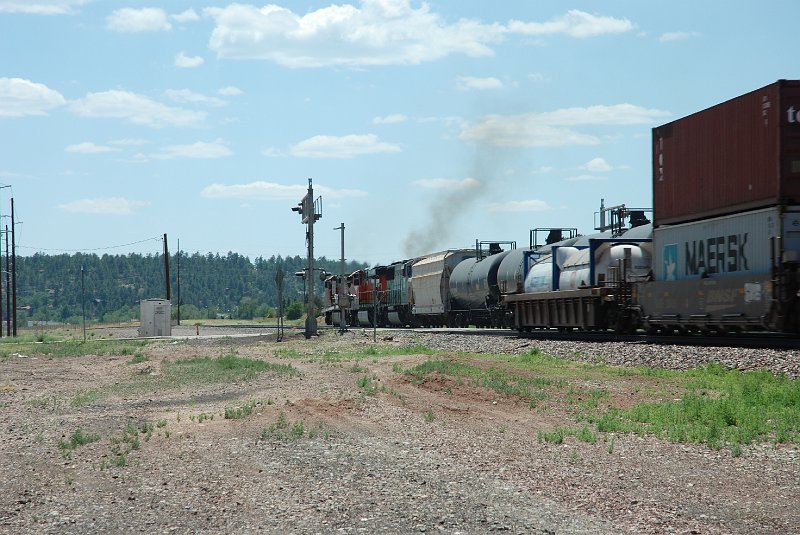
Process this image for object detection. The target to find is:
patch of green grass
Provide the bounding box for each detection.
[404,359,555,403]
[537,427,567,444]
[349,360,366,373]
[592,363,800,451]
[128,352,148,364]
[576,426,598,444]
[225,400,260,420]
[72,390,104,407]
[0,339,150,359]
[356,375,378,395]
[579,388,610,409]
[30,396,59,409]
[277,344,435,364]
[58,428,101,458]
[69,353,301,406]
[109,418,141,467]
[424,408,435,423]
[259,412,326,441]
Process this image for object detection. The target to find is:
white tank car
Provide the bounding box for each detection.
[522,227,652,293]
[558,244,652,290]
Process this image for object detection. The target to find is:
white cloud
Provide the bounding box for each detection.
[0,77,66,117]
[0,0,90,15]
[580,157,612,172]
[460,104,669,147]
[261,147,285,158]
[659,31,700,43]
[508,10,633,38]
[58,197,148,215]
[204,2,502,67]
[290,134,400,158]
[175,52,204,68]
[373,114,407,125]
[153,139,232,160]
[107,7,171,32]
[65,142,119,154]
[566,174,606,182]
[70,90,205,128]
[412,178,480,190]
[218,86,243,96]
[110,138,149,146]
[164,89,225,107]
[489,199,551,213]
[201,181,367,201]
[172,8,199,23]
[204,4,633,68]
[457,76,503,91]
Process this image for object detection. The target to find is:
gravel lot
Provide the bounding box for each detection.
[0,327,798,534]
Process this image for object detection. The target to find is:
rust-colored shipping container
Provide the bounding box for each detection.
[653,79,800,226]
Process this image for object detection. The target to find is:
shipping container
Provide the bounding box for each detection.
[653,206,800,281]
[653,79,800,226]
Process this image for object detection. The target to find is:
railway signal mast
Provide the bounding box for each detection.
[291,178,322,339]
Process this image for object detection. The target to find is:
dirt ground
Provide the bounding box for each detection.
[0,329,797,534]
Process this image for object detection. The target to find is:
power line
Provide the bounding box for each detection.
[16,236,163,253]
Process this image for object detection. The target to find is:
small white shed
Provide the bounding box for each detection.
[139,299,171,337]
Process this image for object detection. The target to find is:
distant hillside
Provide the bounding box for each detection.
[13,252,367,324]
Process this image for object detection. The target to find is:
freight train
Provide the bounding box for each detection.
[321,80,800,335]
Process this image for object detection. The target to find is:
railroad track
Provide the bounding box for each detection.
[186,323,800,350]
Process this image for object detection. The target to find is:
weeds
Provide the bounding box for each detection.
[128,352,148,364]
[69,354,301,406]
[2,339,149,359]
[537,426,597,445]
[349,360,366,373]
[592,363,800,452]
[356,375,378,396]
[424,408,435,423]
[404,359,554,403]
[58,428,100,459]
[259,412,327,441]
[225,400,260,420]
[109,418,141,467]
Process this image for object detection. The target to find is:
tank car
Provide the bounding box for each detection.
[448,242,514,327]
[505,205,653,332]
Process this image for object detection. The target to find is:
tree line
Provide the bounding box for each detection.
[13,252,368,324]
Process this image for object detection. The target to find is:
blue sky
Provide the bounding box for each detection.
[0,1,795,266]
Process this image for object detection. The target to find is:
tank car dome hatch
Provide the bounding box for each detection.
[532,235,582,255]
[628,210,651,228]
[572,231,613,247]
[620,222,653,240]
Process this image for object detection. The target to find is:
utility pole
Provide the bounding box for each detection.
[163,234,171,301]
[4,225,9,337]
[0,184,10,338]
[176,239,181,326]
[81,266,86,342]
[291,178,321,339]
[11,197,17,337]
[334,223,347,333]
[275,268,284,342]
